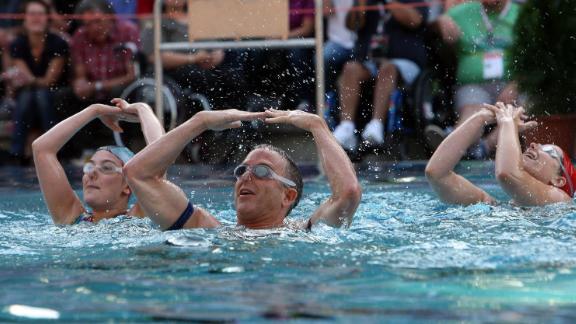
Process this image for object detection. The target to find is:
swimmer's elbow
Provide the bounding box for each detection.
[425,163,444,182]
[31,137,45,155]
[124,160,165,186]
[338,182,362,215]
[495,169,516,184]
[123,161,147,183]
[346,182,362,208]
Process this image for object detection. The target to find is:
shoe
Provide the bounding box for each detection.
[361,119,384,145]
[333,121,357,151]
[424,124,448,151]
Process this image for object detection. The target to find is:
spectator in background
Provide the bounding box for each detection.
[426,0,519,158]
[136,0,154,15]
[69,0,140,104]
[332,0,428,151]
[55,0,140,157]
[323,0,355,96]
[42,0,75,41]
[288,0,315,110]
[0,0,19,67]
[106,0,136,20]
[140,0,247,108]
[0,0,20,108]
[248,0,315,111]
[3,0,68,164]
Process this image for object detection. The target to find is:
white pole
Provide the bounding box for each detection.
[314,0,325,119]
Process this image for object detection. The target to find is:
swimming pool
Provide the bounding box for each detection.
[1,162,575,322]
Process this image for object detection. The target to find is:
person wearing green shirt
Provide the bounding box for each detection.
[427,0,520,158]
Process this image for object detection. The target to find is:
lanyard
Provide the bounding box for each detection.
[480,1,511,45]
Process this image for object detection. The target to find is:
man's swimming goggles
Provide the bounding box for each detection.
[541,144,574,195]
[233,164,296,187]
[83,161,123,175]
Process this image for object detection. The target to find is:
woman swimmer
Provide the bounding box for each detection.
[426,102,575,206]
[32,99,164,224]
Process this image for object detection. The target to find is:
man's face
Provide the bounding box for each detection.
[83,10,113,43]
[234,149,292,225]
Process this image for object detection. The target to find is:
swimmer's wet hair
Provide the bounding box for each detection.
[253,144,303,217]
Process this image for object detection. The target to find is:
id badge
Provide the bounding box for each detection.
[483,51,504,79]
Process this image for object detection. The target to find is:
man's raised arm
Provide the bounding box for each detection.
[264,109,362,228]
[124,110,265,230]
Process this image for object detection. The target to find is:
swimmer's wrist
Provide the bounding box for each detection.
[498,117,516,124]
[310,115,327,130]
[474,111,495,124]
[190,112,209,131]
[86,104,105,118]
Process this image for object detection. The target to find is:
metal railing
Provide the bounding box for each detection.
[152,0,325,128]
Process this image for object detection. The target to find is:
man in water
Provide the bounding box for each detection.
[124,109,362,230]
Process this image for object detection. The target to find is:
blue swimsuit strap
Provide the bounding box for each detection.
[73,213,94,224]
[166,202,195,231]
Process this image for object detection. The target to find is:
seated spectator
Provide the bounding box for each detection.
[42,0,75,41]
[332,0,428,151]
[248,0,315,110]
[323,0,355,96]
[136,0,154,15]
[69,0,140,104]
[3,0,68,164]
[55,0,141,157]
[287,0,315,109]
[106,0,136,21]
[0,0,20,105]
[140,0,247,108]
[427,0,520,158]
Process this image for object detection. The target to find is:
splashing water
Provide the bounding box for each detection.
[0,165,575,322]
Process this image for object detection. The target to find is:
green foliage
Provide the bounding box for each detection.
[511,0,576,115]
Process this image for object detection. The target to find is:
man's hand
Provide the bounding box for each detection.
[263,108,324,132]
[195,109,266,131]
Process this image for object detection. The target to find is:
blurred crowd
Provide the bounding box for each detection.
[0,0,527,165]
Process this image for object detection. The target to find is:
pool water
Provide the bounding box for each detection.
[0,162,575,322]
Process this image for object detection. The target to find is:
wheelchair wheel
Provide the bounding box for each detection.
[113,77,181,150]
[410,69,436,136]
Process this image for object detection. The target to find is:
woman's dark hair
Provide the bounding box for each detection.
[21,0,51,15]
[20,0,51,32]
